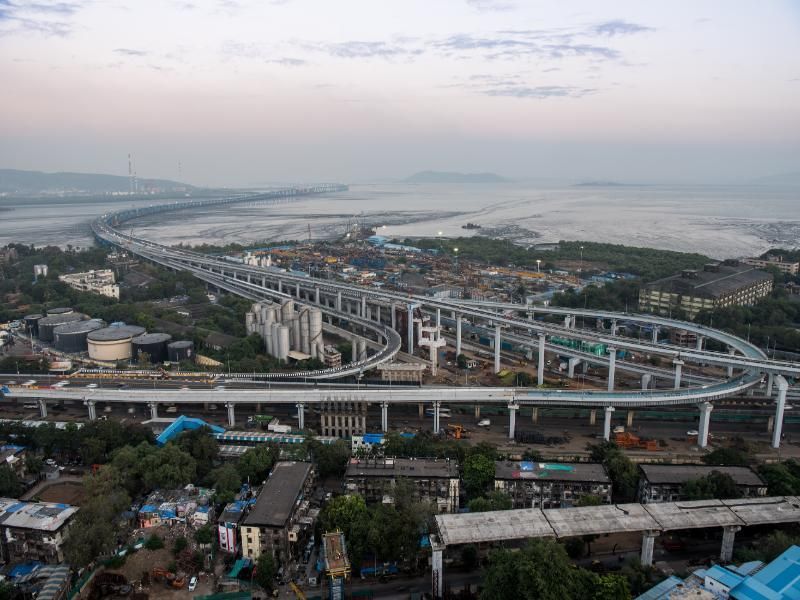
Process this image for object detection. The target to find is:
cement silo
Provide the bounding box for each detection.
[38,313,84,342]
[87,325,146,362]
[167,340,194,362]
[23,314,44,338]
[277,325,290,361]
[270,323,281,360]
[132,332,172,363]
[309,307,323,359]
[299,308,310,355]
[46,307,74,316]
[53,319,105,353]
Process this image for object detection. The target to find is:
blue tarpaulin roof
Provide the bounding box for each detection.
[10,562,43,578]
[156,415,225,446]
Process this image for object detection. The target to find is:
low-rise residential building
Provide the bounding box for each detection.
[0,499,78,564]
[344,458,460,513]
[0,445,27,479]
[137,486,215,528]
[240,461,316,563]
[494,461,612,509]
[322,345,342,368]
[742,255,799,275]
[637,465,767,504]
[217,497,256,554]
[351,433,386,456]
[639,262,773,319]
[426,284,464,299]
[58,269,120,299]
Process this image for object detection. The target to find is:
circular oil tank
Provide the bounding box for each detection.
[46,307,74,316]
[132,332,172,364]
[24,314,44,338]
[38,313,84,342]
[87,325,146,362]
[53,319,105,353]
[167,340,194,363]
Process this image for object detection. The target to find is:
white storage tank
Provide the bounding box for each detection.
[87,325,146,362]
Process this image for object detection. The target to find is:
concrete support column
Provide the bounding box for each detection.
[564,315,571,328]
[537,334,546,386]
[315,286,320,304]
[351,339,358,363]
[494,326,502,374]
[366,306,372,321]
[433,401,441,435]
[336,291,342,312]
[767,415,775,434]
[720,526,741,563]
[696,335,704,351]
[772,377,789,449]
[226,402,235,427]
[391,304,396,330]
[375,305,381,324]
[381,402,388,433]
[611,319,618,336]
[361,295,366,318]
[627,410,635,428]
[297,402,305,430]
[641,531,659,567]
[698,402,713,448]
[589,409,597,426]
[508,403,519,440]
[278,279,283,294]
[436,308,441,331]
[673,359,684,390]
[149,402,158,420]
[37,399,47,419]
[641,373,652,391]
[531,407,539,424]
[568,357,581,379]
[766,373,774,397]
[474,405,480,419]
[431,536,445,600]
[455,314,462,356]
[418,403,424,418]
[295,282,300,298]
[727,347,735,378]
[86,400,96,421]
[407,304,415,354]
[651,326,659,344]
[607,347,617,392]
[603,406,615,441]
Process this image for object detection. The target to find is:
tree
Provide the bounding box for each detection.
[210,464,241,503]
[463,453,496,498]
[178,427,219,479]
[736,530,800,563]
[702,447,750,467]
[681,471,741,500]
[25,455,43,475]
[173,536,188,555]
[0,466,21,497]
[195,525,213,546]
[308,439,351,478]
[254,552,276,590]
[456,353,469,369]
[758,460,800,495]
[468,490,512,513]
[589,442,639,501]
[236,445,278,484]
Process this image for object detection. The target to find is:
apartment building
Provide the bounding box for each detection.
[637,464,767,504]
[494,461,612,509]
[344,458,460,513]
[58,269,120,299]
[742,255,799,275]
[0,499,78,564]
[240,462,316,563]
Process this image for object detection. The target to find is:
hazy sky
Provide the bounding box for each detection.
[1,0,798,186]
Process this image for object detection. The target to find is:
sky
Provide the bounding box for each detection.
[0,0,798,186]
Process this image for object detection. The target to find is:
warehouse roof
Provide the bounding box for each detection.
[495,461,610,483]
[0,498,78,531]
[345,458,459,479]
[643,265,771,299]
[639,465,765,487]
[244,462,312,528]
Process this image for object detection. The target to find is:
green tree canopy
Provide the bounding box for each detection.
[463,453,496,498]
[681,471,742,501]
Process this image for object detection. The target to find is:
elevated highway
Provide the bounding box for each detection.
[48,186,797,448]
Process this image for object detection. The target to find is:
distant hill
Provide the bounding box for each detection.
[750,172,800,186]
[0,168,193,195]
[404,171,509,184]
[573,180,628,187]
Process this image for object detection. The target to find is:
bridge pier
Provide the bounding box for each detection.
[227,402,236,427]
[567,357,581,379]
[696,335,704,351]
[407,304,415,353]
[607,347,617,392]
[698,402,713,448]
[296,282,300,298]
[494,326,502,374]
[361,295,366,318]
[432,401,441,435]
[508,403,519,439]
[772,377,789,449]
[431,535,445,600]
[37,399,47,419]
[278,279,282,294]
[627,410,635,428]
[720,525,741,563]
[474,405,480,419]
[603,406,615,441]
[315,286,320,304]
[641,530,659,567]
[375,305,381,324]
[727,347,735,378]
[651,326,659,343]
[673,359,684,389]
[766,373,774,397]
[531,407,539,424]
[641,373,652,390]
[297,402,305,430]
[418,403,424,418]
[611,319,618,336]
[86,400,96,421]
[381,402,389,432]
[336,291,342,312]
[391,304,396,330]
[149,401,158,420]
[589,409,596,426]
[537,334,545,386]
[455,314,463,356]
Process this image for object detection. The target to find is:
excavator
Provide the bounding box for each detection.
[289,582,307,599]
[447,424,469,440]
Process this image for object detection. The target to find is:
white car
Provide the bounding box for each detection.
[86,383,98,389]
[477,418,491,427]
[188,577,198,591]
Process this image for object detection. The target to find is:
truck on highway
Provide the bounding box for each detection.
[247,414,274,428]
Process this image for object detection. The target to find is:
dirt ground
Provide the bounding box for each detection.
[36,481,86,505]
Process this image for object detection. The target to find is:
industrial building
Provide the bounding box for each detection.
[23,314,44,338]
[132,332,172,363]
[319,398,367,438]
[167,340,194,362]
[344,458,460,513]
[86,325,146,362]
[742,254,799,275]
[58,269,120,299]
[637,464,767,504]
[52,319,104,353]
[37,313,84,342]
[245,300,324,362]
[0,499,79,564]
[240,462,316,562]
[494,461,612,509]
[639,262,773,319]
